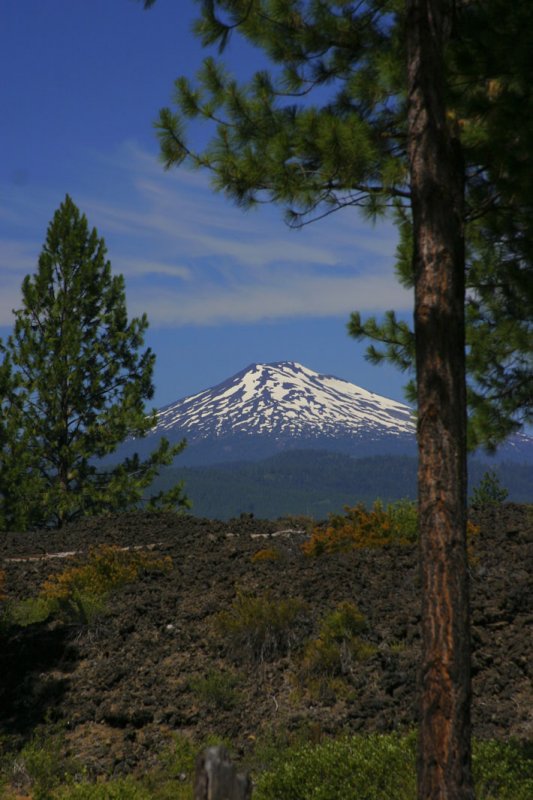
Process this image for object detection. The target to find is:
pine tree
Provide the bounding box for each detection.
[349,0,533,450]
[0,195,188,529]
[140,1,531,795]
[470,470,508,508]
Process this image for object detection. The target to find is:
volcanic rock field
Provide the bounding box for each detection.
[1,505,531,777]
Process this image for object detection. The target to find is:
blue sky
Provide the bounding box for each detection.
[1,0,413,409]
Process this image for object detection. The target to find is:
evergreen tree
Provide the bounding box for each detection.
[349,0,533,450]
[0,351,43,530]
[0,195,188,529]
[140,1,531,795]
[470,470,508,508]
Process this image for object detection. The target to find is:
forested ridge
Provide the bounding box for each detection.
[151,451,533,520]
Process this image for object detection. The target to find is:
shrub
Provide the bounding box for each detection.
[7,726,77,800]
[243,721,326,776]
[214,591,307,662]
[40,545,172,625]
[302,500,418,556]
[296,602,375,700]
[471,470,509,508]
[6,596,54,627]
[254,732,417,800]
[141,733,230,800]
[54,777,152,799]
[473,738,533,800]
[254,733,533,800]
[251,547,281,563]
[189,669,241,710]
[318,601,368,642]
[303,501,480,560]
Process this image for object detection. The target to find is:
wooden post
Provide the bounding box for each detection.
[194,745,252,800]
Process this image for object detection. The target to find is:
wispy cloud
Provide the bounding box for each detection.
[0,140,410,327]
[133,272,412,326]
[120,257,192,280]
[0,240,38,326]
[0,239,38,272]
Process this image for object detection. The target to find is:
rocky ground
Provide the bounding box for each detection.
[0,505,531,778]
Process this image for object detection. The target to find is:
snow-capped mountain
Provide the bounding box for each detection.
[113,360,533,466]
[127,361,417,465]
[157,361,415,441]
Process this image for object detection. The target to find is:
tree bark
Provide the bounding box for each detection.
[406,1,474,797]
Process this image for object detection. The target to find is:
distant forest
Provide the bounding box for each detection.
[149,450,533,520]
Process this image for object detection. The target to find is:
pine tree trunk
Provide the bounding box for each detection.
[406,1,474,797]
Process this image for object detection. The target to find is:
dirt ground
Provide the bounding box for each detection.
[1,505,531,777]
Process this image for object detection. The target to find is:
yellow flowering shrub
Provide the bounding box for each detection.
[41,545,172,625]
[303,503,480,563]
[302,500,418,556]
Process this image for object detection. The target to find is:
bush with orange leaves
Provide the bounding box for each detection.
[303,501,480,561]
[302,500,418,556]
[41,545,172,625]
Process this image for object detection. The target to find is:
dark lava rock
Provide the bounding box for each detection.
[1,505,531,776]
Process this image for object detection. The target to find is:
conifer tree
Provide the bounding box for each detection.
[349,0,533,450]
[140,2,531,796]
[0,195,188,529]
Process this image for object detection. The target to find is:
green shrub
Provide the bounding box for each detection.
[58,737,234,800]
[141,733,230,800]
[189,669,241,710]
[254,734,533,800]
[243,721,326,776]
[296,602,375,700]
[55,777,152,800]
[473,738,533,800]
[318,600,368,642]
[254,732,416,800]
[387,499,419,541]
[8,727,77,800]
[215,591,307,662]
[3,595,53,627]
